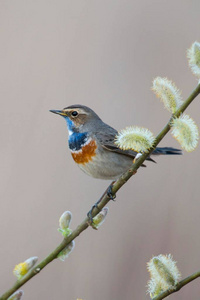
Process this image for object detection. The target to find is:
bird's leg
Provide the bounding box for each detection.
[87,181,116,223]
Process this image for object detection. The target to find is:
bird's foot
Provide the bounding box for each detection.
[87,202,101,224]
[106,181,116,201]
[87,181,116,224]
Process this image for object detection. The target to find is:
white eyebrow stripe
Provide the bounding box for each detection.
[63,108,89,115]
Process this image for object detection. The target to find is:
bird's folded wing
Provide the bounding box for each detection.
[95,131,155,164]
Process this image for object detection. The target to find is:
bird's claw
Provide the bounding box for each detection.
[107,183,116,201]
[87,202,101,224]
[87,181,116,224]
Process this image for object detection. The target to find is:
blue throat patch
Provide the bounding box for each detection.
[65,118,75,132]
[68,132,88,151]
[63,117,88,151]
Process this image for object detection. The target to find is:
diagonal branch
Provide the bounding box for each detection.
[1,83,200,300]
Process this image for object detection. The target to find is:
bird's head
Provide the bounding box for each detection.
[50,104,101,133]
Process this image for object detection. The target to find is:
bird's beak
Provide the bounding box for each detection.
[49,110,66,116]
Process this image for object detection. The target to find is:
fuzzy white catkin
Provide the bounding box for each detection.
[187,41,200,78]
[147,254,181,298]
[171,114,199,152]
[152,77,183,113]
[115,126,155,153]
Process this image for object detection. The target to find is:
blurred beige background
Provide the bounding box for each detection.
[0,1,200,299]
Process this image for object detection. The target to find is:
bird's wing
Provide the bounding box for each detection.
[95,129,155,163]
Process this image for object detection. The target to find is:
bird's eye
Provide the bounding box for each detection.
[71,111,78,117]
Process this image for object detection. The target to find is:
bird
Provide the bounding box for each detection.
[50,104,182,181]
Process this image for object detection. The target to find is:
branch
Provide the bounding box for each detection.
[152,269,200,300]
[1,83,200,300]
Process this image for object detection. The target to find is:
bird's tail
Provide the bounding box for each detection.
[152,147,182,155]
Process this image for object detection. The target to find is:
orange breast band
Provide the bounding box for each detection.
[71,139,97,164]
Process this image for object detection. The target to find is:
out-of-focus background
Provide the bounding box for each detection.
[0,1,200,299]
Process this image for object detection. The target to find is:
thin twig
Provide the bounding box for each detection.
[1,83,200,300]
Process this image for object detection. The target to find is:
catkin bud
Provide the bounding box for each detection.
[8,290,24,300]
[171,114,199,152]
[152,77,182,113]
[13,257,38,280]
[115,127,155,153]
[187,41,200,78]
[59,211,72,229]
[147,254,181,298]
[57,240,75,261]
[91,207,109,230]
[58,211,73,237]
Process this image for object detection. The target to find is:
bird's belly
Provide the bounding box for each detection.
[72,146,133,180]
